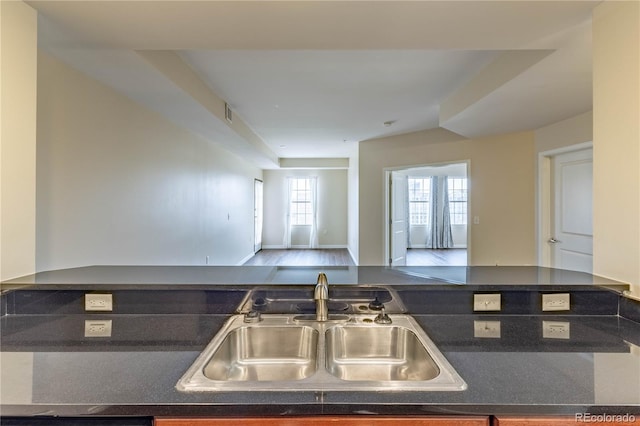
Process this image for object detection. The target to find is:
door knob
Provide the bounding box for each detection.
[548,238,560,243]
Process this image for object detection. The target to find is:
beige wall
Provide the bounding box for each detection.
[593,1,640,294]
[0,1,37,280]
[262,169,348,248]
[358,128,535,266]
[37,52,262,270]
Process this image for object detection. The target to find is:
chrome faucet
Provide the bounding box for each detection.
[314,272,329,321]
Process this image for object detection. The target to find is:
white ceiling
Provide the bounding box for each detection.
[28,0,599,167]
[180,49,498,157]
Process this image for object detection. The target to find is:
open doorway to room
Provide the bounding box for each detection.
[254,179,263,254]
[386,162,469,266]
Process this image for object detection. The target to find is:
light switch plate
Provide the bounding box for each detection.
[542,293,570,311]
[473,294,501,311]
[542,321,570,339]
[474,320,501,338]
[85,294,113,312]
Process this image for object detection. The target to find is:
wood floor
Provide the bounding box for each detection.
[243,248,465,266]
[406,248,467,266]
[243,249,356,266]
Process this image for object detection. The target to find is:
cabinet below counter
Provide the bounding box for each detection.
[154,417,640,426]
[155,417,490,426]
[4,415,640,425]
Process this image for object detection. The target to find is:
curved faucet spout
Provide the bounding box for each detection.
[314,272,329,321]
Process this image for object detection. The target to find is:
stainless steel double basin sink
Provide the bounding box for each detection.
[177,314,466,392]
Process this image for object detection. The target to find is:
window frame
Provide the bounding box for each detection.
[447,177,468,226]
[289,177,313,226]
[408,177,431,226]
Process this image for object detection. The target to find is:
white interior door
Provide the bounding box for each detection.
[389,171,407,266]
[551,149,593,272]
[254,179,263,253]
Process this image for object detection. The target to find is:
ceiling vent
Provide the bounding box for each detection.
[225,103,233,123]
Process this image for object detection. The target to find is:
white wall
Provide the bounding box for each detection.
[535,111,592,154]
[36,52,262,270]
[0,1,37,280]
[592,1,640,295]
[262,169,348,248]
[359,128,535,266]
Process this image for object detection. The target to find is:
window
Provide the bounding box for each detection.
[448,177,468,225]
[408,177,431,225]
[290,178,312,225]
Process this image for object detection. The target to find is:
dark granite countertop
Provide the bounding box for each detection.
[1,266,639,419]
[1,265,630,291]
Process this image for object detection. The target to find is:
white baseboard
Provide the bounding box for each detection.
[261,245,348,250]
[408,245,467,249]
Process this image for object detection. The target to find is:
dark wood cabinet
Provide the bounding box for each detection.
[493,415,640,426]
[155,416,490,426]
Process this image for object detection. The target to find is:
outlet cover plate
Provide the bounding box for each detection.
[542,293,570,311]
[542,321,570,339]
[473,294,501,311]
[84,320,112,337]
[85,294,113,312]
[474,320,501,338]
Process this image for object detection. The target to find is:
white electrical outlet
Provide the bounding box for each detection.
[542,293,570,311]
[474,320,501,338]
[542,321,570,339]
[84,320,112,337]
[85,294,113,312]
[473,294,501,311]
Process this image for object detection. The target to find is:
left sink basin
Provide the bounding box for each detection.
[203,325,318,381]
[177,314,323,392]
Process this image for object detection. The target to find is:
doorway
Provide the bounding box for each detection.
[385,162,470,266]
[538,143,593,273]
[254,179,263,253]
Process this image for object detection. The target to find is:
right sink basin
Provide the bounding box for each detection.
[325,325,440,381]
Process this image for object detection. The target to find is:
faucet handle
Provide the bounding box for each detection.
[374,307,392,324]
[368,296,384,311]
